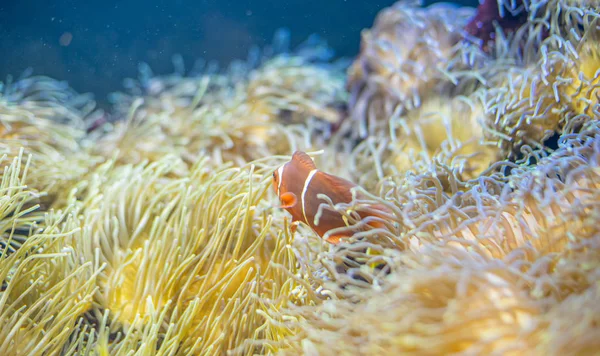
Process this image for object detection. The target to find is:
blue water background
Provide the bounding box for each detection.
[0,0,478,108]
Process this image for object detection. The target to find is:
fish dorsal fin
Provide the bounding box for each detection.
[314,171,356,202]
[292,151,317,170]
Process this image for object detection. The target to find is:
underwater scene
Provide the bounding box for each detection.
[1,0,600,354]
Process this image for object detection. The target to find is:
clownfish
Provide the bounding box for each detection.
[272,151,391,244]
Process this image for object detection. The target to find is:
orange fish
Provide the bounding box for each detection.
[272,151,391,244]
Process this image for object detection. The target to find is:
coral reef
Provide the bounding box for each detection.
[0,0,599,355]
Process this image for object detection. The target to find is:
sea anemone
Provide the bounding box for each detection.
[345,0,477,139]
[0,76,102,205]
[1,0,599,353]
[0,151,44,255]
[0,154,98,355]
[265,120,600,356]
[98,31,347,168]
[343,95,499,194]
[55,153,320,354]
[557,30,600,118]
[475,10,600,159]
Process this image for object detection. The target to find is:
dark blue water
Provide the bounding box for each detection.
[0,0,477,109]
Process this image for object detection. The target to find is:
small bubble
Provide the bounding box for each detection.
[246,9,252,16]
[59,32,73,46]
